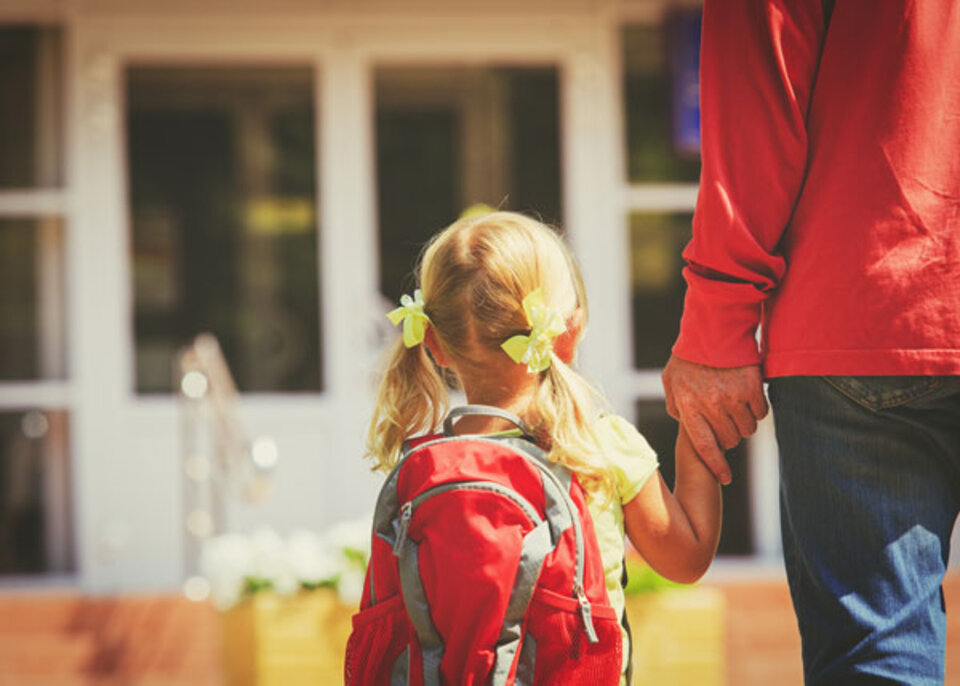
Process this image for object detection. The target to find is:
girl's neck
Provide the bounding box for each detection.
[454,376,538,435]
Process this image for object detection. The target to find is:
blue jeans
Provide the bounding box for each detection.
[769,376,960,685]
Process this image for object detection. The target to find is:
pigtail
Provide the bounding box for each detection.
[530,354,615,503]
[366,337,449,472]
[369,211,617,498]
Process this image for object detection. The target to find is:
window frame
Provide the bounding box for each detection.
[0,19,75,583]
[615,7,782,563]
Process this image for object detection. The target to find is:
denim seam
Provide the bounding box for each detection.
[821,377,944,412]
[781,504,808,675]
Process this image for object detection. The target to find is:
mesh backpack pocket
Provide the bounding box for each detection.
[522,586,622,685]
[344,594,412,684]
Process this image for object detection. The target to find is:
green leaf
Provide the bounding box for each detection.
[623,558,684,595]
[243,577,274,595]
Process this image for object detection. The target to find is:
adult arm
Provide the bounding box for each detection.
[666,0,832,480]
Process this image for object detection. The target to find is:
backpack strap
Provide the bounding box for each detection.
[442,405,534,438]
[395,506,554,686]
[621,558,634,685]
[490,520,553,683]
[397,539,444,686]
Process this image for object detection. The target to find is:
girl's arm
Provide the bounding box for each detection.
[622,426,723,583]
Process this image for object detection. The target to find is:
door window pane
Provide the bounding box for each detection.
[0,410,73,574]
[0,218,67,381]
[0,26,63,188]
[630,211,691,369]
[635,401,753,556]
[622,17,701,183]
[127,66,321,393]
[376,66,561,302]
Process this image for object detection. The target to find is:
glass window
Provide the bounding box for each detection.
[622,16,701,183]
[635,401,753,556]
[0,218,67,381]
[375,66,561,302]
[0,410,73,575]
[630,211,691,369]
[0,26,63,188]
[126,66,322,394]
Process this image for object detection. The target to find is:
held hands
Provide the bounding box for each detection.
[662,354,768,485]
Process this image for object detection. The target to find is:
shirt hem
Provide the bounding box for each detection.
[763,349,960,378]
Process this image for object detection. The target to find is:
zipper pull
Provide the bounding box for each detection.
[575,585,599,644]
[393,502,413,557]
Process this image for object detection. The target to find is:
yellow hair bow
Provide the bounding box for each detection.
[386,289,430,348]
[501,289,566,373]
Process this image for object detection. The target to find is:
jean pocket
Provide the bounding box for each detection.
[823,376,943,412]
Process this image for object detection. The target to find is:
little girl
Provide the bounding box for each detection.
[367,211,721,683]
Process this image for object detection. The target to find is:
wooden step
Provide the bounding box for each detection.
[0,633,96,683]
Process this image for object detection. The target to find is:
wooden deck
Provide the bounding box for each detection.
[1,574,959,685]
[720,572,960,685]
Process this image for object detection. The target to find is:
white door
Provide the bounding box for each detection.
[69,20,378,591]
[5,2,781,593]
[68,9,624,591]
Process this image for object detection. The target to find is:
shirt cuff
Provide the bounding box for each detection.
[673,266,764,368]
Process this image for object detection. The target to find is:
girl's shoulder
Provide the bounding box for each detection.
[594,414,659,503]
[594,414,658,461]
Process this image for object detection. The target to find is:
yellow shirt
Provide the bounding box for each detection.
[586,415,660,679]
[488,415,659,678]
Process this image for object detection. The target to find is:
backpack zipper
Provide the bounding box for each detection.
[574,584,599,643]
[393,502,414,558]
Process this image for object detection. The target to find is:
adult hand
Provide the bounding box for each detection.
[662,354,768,485]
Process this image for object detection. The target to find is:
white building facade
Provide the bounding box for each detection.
[0,0,783,593]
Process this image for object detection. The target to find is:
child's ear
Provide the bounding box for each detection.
[423,326,451,367]
[553,308,584,364]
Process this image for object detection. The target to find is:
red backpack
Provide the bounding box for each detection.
[345,406,622,685]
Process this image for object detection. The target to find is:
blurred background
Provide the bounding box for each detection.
[0,0,958,684]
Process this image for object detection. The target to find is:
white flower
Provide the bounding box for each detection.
[200,533,254,610]
[337,565,365,606]
[198,515,373,609]
[328,516,372,606]
[286,529,339,585]
[327,514,372,561]
[248,527,298,595]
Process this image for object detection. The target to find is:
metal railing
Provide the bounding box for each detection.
[176,333,278,582]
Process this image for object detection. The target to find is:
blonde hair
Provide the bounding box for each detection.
[367,212,614,498]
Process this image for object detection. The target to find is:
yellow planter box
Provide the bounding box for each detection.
[625,587,726,686]
[221,590,354,686]
[221,587,725,685]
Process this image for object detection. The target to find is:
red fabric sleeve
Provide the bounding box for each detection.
[673,0,830,367]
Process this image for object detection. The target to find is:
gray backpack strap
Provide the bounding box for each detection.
[442,405,533,437]
[490,520,552,685]
[397,539,444,686]
[395,502,554,686]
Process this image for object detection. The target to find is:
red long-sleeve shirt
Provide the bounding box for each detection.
[673,0,960,377]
